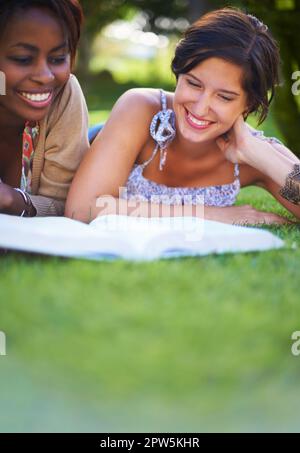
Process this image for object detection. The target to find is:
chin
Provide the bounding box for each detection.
[27,112,48,122]
[18,107,50,123]
[180,125,217,144]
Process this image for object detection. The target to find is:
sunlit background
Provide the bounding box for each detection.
[76,0,300,155]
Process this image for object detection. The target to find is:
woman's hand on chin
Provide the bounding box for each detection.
[215,114,255,165]
[204,204,293,225]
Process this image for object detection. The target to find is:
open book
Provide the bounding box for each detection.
[0,213,284,261]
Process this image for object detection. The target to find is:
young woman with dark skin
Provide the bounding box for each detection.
[0,0,89,217]
[66,8,300,225]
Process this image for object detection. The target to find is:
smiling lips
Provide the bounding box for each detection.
[17,90,53,108]
[185,108,216,130]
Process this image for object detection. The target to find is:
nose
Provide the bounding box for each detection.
[30,59,55,85]
[193,92,211,117]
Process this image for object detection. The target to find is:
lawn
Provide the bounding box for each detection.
[0,78,300,433]
[0,185,300,433]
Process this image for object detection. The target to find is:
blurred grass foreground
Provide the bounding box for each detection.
[1,187,300,433]
[1,1,300,433]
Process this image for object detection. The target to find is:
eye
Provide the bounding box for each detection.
[219,94,234,102]
[9,56,32,65]
[186,79,202,88]
[49,55,68,65]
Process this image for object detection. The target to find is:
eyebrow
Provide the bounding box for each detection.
[187,73,241,96]
[9,42,68,52]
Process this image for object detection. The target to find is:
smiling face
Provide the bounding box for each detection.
[0,7,71,127]
[173,57,249,145]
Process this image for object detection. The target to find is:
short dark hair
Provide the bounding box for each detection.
[0,0,83,66]
[171,7,280,124]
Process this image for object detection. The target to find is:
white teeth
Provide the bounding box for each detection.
[20,92,51,102]
[188,112,212,126]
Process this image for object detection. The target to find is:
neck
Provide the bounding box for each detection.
[0,106,25,137]
[172,133,217,160]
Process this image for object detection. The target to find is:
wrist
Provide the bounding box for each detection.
[11,188,36,217]
[5,187,27,216]
[0,184,36,216]
[14,188,36,217]
[279,164,300,205]
[239,135,260,167]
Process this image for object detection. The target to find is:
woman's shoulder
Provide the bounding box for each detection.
[114,88,170,118]
[43,75,88,129]
[53,74,85,110]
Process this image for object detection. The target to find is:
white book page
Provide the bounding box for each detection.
[90,215,205,259]
[0,214,130,258]
[0,214,284,260]
[90,215,284,259]
[0,214,188,259]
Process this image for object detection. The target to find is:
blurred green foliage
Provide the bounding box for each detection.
[76,0,300,154]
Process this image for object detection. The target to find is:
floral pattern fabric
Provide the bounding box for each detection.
[21,121,39,194]
[123,90,283,207]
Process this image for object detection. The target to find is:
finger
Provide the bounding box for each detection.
[265,212,292,224]
[274,217,294,225]
[232,114,246,136]
[247,215,284,226]
[264,216,290,225]
[215,137,225,152]
[215,136,229,153]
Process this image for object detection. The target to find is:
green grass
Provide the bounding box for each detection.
[1,186,300,433]
[0,76,297,431]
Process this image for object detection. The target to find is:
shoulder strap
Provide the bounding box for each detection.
[140,144,159,170]
[160,89,167,111]
[140,90,167,170]
[141,89,175,171]
[234,163,240,179]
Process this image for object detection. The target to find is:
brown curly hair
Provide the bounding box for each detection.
[171,7,280,124]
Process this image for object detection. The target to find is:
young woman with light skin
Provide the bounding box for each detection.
[0,0,89,217]
[66,8,300,225]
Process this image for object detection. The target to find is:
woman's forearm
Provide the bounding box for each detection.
[66,196,205,223]
[65,196,290,225]
[244,136,300,187]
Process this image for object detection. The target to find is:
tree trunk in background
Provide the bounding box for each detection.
[264,11,300,155]
[187,0,211,22]
[271,33,300,155]
[244,0,300,155]
[74,29,93,92]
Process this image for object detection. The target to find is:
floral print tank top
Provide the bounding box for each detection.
[123,90,282,207]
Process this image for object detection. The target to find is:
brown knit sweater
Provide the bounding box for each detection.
[28,74,90,216]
